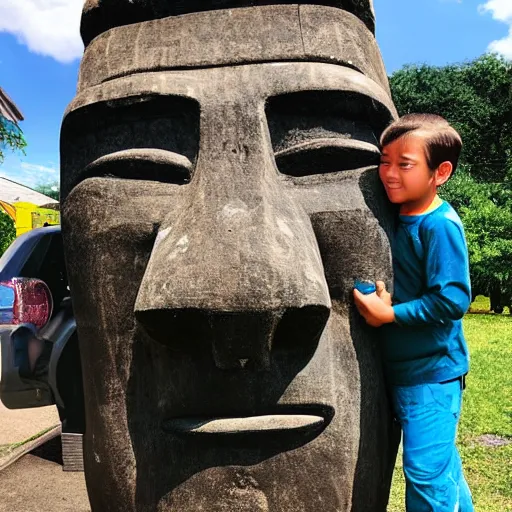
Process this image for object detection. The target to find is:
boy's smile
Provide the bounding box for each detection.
[379,134,449,215]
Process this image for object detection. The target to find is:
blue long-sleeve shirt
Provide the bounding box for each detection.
[383,200,471,386]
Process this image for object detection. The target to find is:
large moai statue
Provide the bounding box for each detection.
[60,1,400,510]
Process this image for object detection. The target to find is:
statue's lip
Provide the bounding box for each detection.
[163,414,325,435]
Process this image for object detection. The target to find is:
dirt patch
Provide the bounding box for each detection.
[475,434,511,447]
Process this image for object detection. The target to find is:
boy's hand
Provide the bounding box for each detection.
[353,288,395,327]
[375,281,392,306]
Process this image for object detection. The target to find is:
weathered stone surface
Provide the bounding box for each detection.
[61,2,399,511]
[81,0,376,46]
[78,6,389,94]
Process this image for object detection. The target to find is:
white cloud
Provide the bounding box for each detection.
[0,0,84,63]
[479,0,512,21]
[479,0,512,59]
[1,156,59,188]
[20,162,58,174]
[0,168,39,188]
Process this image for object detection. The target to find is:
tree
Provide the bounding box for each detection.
[1,115,26,256]
[390,54,512,311]
[441,169,512,303]
[0,210,16,256]
[390,54,511,183]
[34,181,60,201]
[0,117,27,164]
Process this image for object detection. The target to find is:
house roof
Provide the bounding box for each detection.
[0,178,58,206]
[0,88,24,124]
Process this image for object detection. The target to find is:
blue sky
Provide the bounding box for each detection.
[0,0,511,189]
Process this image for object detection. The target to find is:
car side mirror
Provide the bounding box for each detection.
[0,278,53,329]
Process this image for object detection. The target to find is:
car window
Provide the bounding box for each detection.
[19,235,52,278]
[20,233,69,314]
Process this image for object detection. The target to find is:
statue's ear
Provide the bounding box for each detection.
[435,161,453,186]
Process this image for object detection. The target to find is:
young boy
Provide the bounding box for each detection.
[354,114,474,511]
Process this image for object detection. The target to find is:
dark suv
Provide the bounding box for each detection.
[0,226,84,471]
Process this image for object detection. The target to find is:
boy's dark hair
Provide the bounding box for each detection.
[380,114,462,172]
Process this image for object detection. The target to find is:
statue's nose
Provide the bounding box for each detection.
[133,185,331,369]
[205,308,328,370]
[136,306,329,372]
[134,201,331,368]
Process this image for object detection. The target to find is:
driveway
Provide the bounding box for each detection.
[0,436,90,512]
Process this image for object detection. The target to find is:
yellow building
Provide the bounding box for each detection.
[0,178,60,236]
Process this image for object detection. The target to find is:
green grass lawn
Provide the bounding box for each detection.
[387,313,512,512]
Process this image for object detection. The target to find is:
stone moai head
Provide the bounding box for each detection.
[61,1,399,510]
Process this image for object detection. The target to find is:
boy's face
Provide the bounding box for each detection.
[379,134,437,209]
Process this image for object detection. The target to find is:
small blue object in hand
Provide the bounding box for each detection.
[354,279,376,295]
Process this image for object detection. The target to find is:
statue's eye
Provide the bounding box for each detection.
[83,149,192,185]
[275,139,380,178]
[266,90,393,178]
[60,95,199,196]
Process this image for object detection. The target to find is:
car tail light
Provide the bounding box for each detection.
[0,278,53,328]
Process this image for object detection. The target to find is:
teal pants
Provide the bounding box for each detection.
[391,380,474,512]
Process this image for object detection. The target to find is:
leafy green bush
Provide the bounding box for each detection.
[0,210,16,256]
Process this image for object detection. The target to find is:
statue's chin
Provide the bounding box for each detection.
[158,471,270,512]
